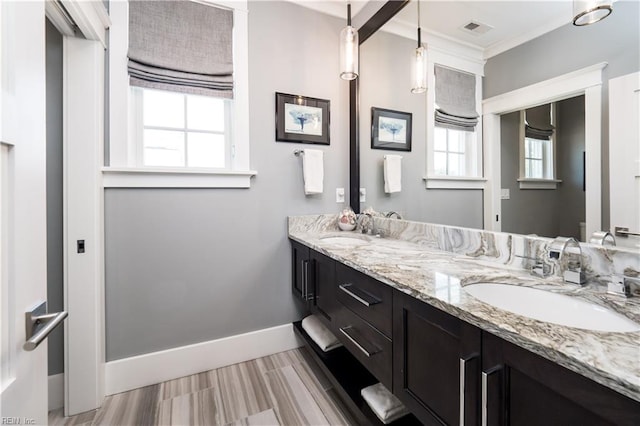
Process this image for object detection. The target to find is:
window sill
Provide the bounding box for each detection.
[517,178,562,190]
[102,167,257,188]
[423,175,486,189]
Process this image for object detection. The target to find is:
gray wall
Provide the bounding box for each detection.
[359,29,483,228]
[46,19,64,376]
[485,0,640,230]
[501,96,585,239]
[105,1,350,361]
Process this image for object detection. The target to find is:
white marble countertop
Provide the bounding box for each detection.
[288,216,640,402]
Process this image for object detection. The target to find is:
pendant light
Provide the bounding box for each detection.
[340,1,358,80]
[411,0,427,94]
[572,0,613,26]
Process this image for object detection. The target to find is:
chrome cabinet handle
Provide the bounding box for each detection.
[460,358,466,426]
[482,366,501,426]
[338,283,380,306]
[339,326,380,357]
[459,355,478,426]
[24,301,68,351]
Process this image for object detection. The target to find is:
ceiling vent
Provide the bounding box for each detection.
[460,21,493,35]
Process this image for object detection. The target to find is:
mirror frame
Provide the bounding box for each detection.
[349,0,411,213]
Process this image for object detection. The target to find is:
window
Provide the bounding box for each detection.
[433,127,478,177]
[106,0,255,188]
[132,88,231,169]
[524,137,552,179]
[518,105,560,189]
[425,59,485,189]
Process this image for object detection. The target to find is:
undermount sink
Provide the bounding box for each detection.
[464,283,640,333]
[320,234,370,246]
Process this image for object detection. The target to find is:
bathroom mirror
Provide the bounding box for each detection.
[351,0,640,247]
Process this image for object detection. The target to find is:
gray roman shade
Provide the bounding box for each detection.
[128,1,233,98]
[525,104,554,140]
[434,65,478,131]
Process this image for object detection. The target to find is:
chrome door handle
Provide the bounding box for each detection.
[24,301,68,351]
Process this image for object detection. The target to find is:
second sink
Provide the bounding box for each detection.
[464,283,640,333]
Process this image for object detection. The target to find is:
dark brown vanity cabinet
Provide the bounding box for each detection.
[482,331,640,426]
[393,291,481,426]
[334,262,394,389]
[290,240,337,326]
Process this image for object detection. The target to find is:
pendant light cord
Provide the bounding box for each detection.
[347,2,351,26]
[417,1,422,47]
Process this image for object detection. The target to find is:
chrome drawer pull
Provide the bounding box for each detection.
[482,366,501,426]
[339,283,380,307]
[339,326,380,357]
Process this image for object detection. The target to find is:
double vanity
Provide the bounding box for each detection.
[288,214,640,425]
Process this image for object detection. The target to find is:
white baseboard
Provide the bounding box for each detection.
[105,323,303,395]
[48,373,64,411]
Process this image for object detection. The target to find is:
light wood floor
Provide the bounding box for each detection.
[49,348,357,425]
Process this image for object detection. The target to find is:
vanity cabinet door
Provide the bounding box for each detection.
[482,331,640,426]
[393,291,481,426]
[291,240,311,302]
[310,250,337,327]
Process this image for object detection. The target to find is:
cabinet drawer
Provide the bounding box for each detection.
[335,306,392,389]
[336,263,392,337]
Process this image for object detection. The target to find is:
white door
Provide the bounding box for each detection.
[609,72,640,249]
[1,2,51,423]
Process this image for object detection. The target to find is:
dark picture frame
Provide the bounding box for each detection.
[371,107,412,151]
[275,92,330,145]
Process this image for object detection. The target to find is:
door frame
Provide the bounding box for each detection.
[46,0,109,416]
[482,62,606,239]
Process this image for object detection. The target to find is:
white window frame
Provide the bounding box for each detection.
[424,48,486,189]
[105,0,256,188]
[517,107,562,189]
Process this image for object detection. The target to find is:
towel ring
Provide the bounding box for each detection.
[294,149,304,156]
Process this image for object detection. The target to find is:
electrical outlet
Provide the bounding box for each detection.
[501,188,510,200]
[360,188,366,202]
[336,188,345,203]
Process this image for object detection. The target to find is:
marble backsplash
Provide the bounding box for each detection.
[288,214,640,292]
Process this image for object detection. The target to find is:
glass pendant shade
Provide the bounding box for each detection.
[573,0,612,26]
[340,3,358,81]
[411,45,427,94]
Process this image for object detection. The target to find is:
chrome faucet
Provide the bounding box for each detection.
[549,237,586,285]
[514,254,551,278]
[385,211,402,220]
[356,213,375,235]
[608,275,638,298]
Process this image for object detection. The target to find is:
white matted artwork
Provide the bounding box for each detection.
[378,116,407,143]
[284,103,323,136]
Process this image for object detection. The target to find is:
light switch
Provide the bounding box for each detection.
[501,188,510,200]
[336,188,345,203]
[360,188,366,202]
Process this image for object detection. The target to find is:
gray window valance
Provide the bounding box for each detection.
[128,0,233,98]
[434,65,478,131]
[525,104,554,140]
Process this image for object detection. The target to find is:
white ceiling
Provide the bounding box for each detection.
[291,1,630,60]
[391,1,575,58]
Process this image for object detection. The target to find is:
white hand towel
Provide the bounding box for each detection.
[301,315,342,352]
[302,149,324,195]
[361,383,409,424]
[384,155,402,193]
